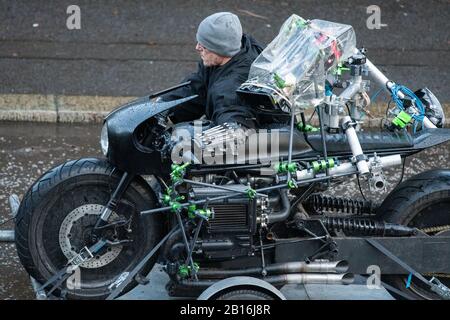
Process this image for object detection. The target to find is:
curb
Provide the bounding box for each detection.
[0,94,133,124]
[0,94,449,126]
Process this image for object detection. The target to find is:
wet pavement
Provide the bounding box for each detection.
[0,121,102,299]
[0,121,449,299]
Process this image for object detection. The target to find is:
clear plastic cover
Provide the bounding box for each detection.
[242,14,356,113]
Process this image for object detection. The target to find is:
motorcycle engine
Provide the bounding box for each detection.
[189,184,257,260]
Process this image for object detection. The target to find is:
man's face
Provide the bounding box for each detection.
[195,42,225,67]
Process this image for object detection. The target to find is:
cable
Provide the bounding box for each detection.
[256,236,327,250]
[307,108,317,123]
[385,99,393,118]
[395,156,407,189]
[290,183,317,214]
[345,103,352,117]
[357,174,368,202]
[345,102,357,122]
[390,84,425,133]
[380,99,393,130]
[370,87,384,102]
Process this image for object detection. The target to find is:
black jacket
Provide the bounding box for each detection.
[163,34,263,128]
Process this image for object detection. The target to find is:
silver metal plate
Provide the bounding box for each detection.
[59,204,123,269]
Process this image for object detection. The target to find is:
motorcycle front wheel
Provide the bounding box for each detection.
[378,169,450,300]
[15,158,164,299]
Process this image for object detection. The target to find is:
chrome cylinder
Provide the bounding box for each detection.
[265,273,354,285]
[0,230,14,242]
[342,116,369,174]
[295,155,402,181]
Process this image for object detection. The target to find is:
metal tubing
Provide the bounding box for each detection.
[183,179,267,198]
[175,210,197,279]
[264,273,354,286]
[141,176,343,216]
[364,55,436,129]
[296,154,401,180]
[267,190,291,224]
[342,116,369,174]
[0,230,14,242]
[30,277,47,300]
[180,273,354,287]
[339,77,362,100]
[317,105,329,180]
[364,57,392,93]
[287,110,296,183]
[106,225,180,300]
[9,194,20,217]
[197,260,349,278]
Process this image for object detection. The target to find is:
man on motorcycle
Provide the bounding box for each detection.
[161,12,263,128]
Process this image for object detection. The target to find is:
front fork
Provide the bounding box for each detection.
[93,172,135,233]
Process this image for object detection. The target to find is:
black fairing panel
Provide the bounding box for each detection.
[306,130,413,153]
[304,128,450,156]
[105,95,197,175]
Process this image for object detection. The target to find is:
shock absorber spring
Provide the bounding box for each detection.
[322,217,381,235]
[303,194,375,216]
[321,217,416,237]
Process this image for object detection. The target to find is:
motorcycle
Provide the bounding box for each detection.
[14,15,450,300]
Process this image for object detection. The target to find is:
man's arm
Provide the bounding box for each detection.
[161,62,207,123]
[209,79,257,128]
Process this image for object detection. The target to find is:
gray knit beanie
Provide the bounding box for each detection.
[196,12,243,57]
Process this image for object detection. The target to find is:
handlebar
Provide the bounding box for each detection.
[355,48,436,129]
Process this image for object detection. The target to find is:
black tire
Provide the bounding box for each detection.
[216,289,275,300]
[15,158,164,299]
[377,169,450,300]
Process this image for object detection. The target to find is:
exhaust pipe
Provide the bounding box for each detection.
[264,273,354,286]
[180,272,354,288]
[197,260,349,278]
[275,260,349,274]
[266,189,291,224]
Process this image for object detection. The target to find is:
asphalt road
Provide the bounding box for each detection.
[0,0,449,99]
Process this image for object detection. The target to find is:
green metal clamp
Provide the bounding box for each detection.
[178,262,200,279]
[333,63,350,76]
[297,123,319,132]
[275,162,298,174]
[246,187,257,200]
[187,204,212,220]
[170,162,189,183]
[311,158,336,173]
[287,179,298,189]
[392,110,412,129]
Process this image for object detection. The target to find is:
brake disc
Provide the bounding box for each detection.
[59,204,123,269]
